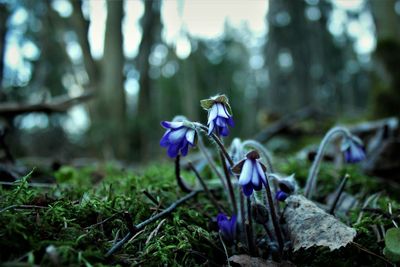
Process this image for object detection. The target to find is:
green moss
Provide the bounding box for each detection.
[1,158,398,266]
[0,163,219,266]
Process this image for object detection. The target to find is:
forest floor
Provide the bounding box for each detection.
[0,152,399,266]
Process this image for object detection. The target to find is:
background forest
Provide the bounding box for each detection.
[0,0,399,161]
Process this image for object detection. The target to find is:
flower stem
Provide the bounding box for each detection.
[304,126,351,199]
[197,134,227,190]
[219,150,237,214]
[194,122,237,213]
[188,162,227,214]
[194,123,234,166]
[329,174,350,215]
[246,197,257,256]
[263,178,284,254]
[175,155,193,193]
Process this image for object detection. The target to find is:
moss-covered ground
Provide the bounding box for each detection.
[0,157,398,266]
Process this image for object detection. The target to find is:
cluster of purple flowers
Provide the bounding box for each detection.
[159,93,367,246]
[160,95,234,158]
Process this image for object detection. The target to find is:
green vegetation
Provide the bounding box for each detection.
[0,159,398,266]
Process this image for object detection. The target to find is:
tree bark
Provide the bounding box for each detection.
[136,0,161,160]
[0,4,8,89]
[98,0,127,158]
[70,0,98,82]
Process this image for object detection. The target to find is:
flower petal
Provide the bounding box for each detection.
[238,159,253,185]
[159,130,171,147]
[231,159,246,174]
[185,129,195,145]
[161,121,184,129]
[215,117,226,127]
[168,128,187,144]
[180,139,189,156]
[251,163,260,187]
[242,183,253,197]
[208,120,215,135]
[256,161,267,184]
[219,125,230,137]
[167,144,180,158]
[217,103,229,118]
[207,104,219,124]
[227,116,234,127]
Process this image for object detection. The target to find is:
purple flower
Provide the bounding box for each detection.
[207,103,234,136]
[217,213,237,242]
[200,95,234,137]
[341,137,366,163]
[275,190,288,202]
[160,121,196,158]
[232,151,267,197]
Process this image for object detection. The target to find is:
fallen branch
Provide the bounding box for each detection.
[254,107,317,143]
[0,90,94,117]
[105,190,200,258]
[0,204,48,213]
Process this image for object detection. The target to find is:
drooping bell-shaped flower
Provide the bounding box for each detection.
[271,173,296,201]
[200,95,234,137]
[341,136,366,163]
[275,190,289,202]
[217,213,237,242]
[160,120,196,158]
[232,150,267,197]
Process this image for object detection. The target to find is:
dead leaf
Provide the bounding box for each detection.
[284,195,356,251]
[228,255,295,267]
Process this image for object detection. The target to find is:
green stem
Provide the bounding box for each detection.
[194,123,234,166]
[246,197,256,256]
[304,126,351,199]
[197,134,227,190]
[188,162,227,214]
[263,178,284,254]
[175,155,193,193]
[220,150,237,214]
[329,174,350,215]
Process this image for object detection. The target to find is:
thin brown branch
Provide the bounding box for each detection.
[0,90,94,117]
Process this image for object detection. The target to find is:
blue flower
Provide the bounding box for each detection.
[232,151,267,197]
[275,190,288,202]
[160,121,196,158]
[217,213,237,242]
[207,103,234,136]
[341,137,366,163]
[200,95,234,137]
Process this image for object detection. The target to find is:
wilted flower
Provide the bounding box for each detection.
[275,190,288,201]
[217,213,237,242]
[341,136,366,163]
[232,150,267,197]
[200,95,234,136]
[160,120,196,158]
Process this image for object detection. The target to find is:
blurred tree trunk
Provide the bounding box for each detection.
[0,4,9,89]
[98,0,127,158]
[264,0,349,116]
[370,0,400,41]
[181,58,199,120]
[69,0,127,158]
[369,0,400,118]
[70,0,98,82]
[265,0,311,114]
[136,0,161,160]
